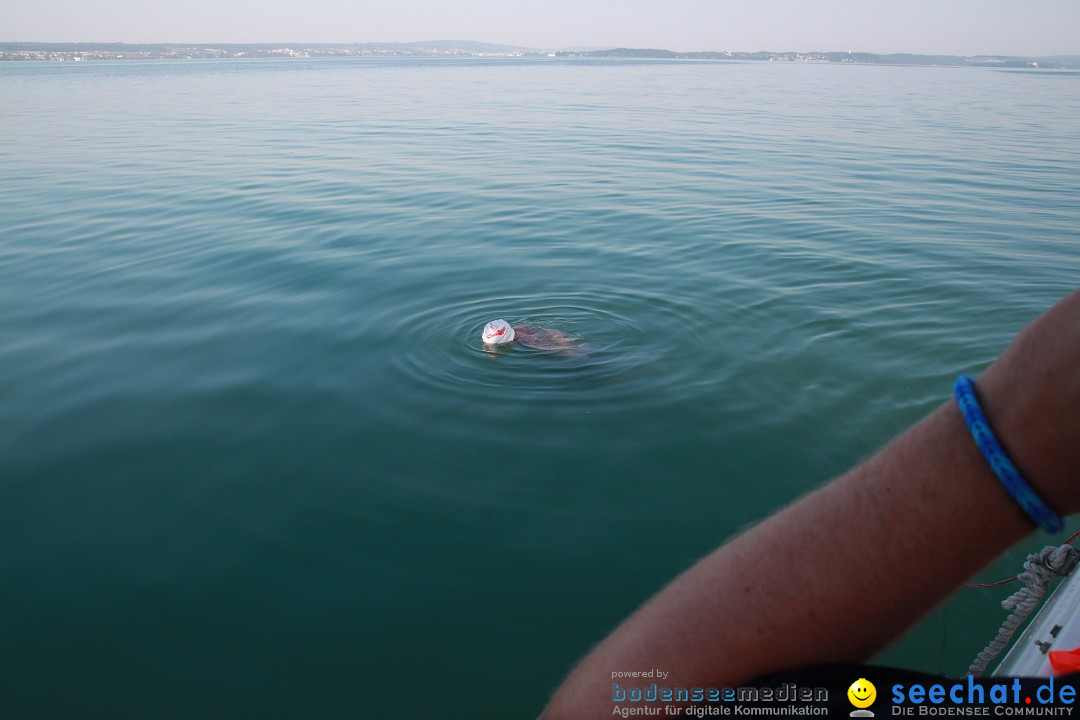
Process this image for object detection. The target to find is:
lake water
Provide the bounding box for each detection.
[2,57,1079,718]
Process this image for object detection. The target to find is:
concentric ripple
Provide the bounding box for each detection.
[387,288,721,411]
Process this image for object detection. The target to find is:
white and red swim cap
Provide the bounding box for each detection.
[481,319,515,345]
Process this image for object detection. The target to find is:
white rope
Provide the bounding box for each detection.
[968,544,1080,676]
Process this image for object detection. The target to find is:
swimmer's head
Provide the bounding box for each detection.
[481,319,515,345]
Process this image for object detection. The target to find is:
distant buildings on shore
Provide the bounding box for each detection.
[0,45,523,62]
[0,43,1071,69]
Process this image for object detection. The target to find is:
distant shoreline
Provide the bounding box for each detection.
[2,41,1078,68]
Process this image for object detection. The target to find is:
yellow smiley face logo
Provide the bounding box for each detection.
[848,678,876,709]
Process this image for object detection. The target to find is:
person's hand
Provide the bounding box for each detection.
[978,288,1080,516]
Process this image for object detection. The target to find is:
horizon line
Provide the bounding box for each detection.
[2,40,1077,59]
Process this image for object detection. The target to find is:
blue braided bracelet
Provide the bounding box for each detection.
[953,375,1063,533]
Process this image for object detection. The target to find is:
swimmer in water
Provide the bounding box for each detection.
[481,319,576,351]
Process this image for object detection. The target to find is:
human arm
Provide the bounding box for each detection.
[540,288,1080,719]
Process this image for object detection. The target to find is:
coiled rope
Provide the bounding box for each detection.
[968,544,1080,676]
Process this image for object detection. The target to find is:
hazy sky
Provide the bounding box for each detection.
[4,0,1079,56]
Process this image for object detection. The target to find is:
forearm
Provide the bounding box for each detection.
[542,289,1080,719]
[542,399,1040,718]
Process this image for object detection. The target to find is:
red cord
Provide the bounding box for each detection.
[965,527,1080,588]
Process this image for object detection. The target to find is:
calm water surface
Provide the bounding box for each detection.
[2,57,1079,717]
